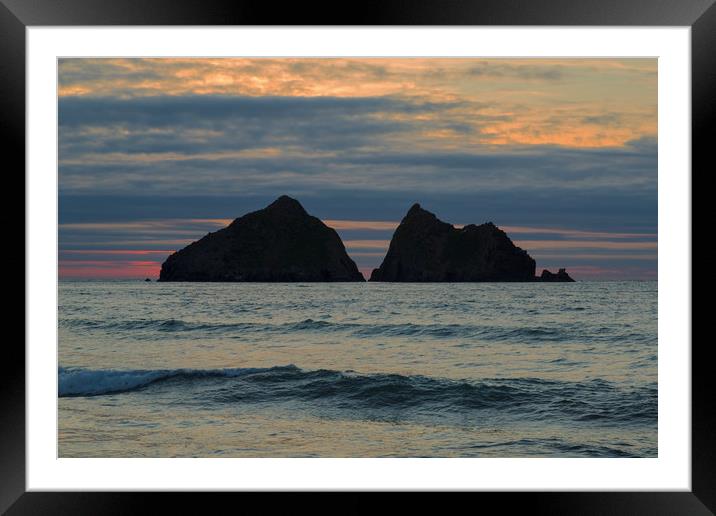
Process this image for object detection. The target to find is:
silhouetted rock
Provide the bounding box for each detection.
[159,196,365,282]
[370,203,536,282]
[144,278,152,282]
[538,268,575,282]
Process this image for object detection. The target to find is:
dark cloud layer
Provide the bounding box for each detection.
[59,94,656,200]
[59,189,656,233]
[59,95,472,163]
[59,94,462,127]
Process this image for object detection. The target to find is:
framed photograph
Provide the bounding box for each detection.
[4,0,711,513]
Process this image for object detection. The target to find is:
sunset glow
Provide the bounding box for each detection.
[59,58,657,280]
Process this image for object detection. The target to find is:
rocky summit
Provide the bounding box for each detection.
[159,196,365,282]
[370,203,538,282]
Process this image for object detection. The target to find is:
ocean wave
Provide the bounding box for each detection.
[58,365,268,396]
[60,317,650,344]
[58,365,656,426]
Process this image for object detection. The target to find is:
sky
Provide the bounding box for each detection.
[58,58,657,280]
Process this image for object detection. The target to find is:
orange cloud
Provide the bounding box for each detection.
[59,57,657,150]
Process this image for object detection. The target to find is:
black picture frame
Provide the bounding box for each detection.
[2,0,711,513]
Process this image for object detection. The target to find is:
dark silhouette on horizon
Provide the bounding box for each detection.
[158,195,574,283]
[372,203,527,282]
[370,203,574,282]
[159,196,364,282]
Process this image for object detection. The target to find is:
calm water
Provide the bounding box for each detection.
[58,281,657,457]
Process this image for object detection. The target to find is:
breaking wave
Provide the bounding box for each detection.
[58,365,656,427]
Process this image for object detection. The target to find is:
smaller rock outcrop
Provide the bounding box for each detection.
[538,268,575,282]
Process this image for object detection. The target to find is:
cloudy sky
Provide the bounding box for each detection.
[58,58,657,280]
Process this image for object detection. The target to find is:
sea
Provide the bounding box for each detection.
[58,281,657,458]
